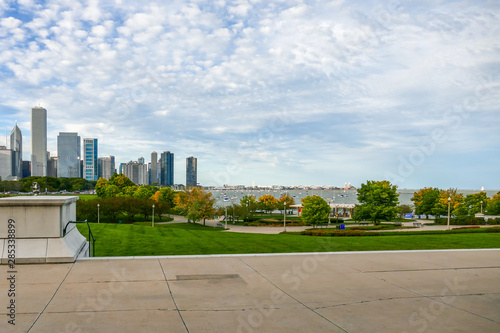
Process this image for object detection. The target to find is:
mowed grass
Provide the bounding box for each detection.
[76,223,500,257]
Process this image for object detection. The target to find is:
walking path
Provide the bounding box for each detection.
[158,216,497,234]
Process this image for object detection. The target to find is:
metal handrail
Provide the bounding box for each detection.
[63,220,96,257]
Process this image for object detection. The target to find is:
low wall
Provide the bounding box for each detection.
[0,196,87,264]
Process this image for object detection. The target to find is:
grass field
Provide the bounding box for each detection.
[76,222,500,257]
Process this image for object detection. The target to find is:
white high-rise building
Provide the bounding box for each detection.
[31,107,47,176]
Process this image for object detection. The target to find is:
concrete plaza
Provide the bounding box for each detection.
[1,249,500,332]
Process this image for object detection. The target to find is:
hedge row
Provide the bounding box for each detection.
[435,216,500,225]
[301,227,500,237]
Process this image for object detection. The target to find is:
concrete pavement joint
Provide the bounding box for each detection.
[237,257,349,333]
[158,258,190,333]
[77,248,500,261]
[362,266,500,273]
[26,262,76,332]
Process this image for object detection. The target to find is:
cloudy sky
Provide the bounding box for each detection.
[0,0,499,189]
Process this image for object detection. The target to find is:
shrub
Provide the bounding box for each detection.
[435,216,486,225]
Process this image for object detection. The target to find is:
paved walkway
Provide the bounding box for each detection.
[2,250,500,332]
[164,216,497,234]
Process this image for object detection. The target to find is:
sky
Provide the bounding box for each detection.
[0,0,499,189]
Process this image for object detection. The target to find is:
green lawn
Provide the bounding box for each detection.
[76,222,500,257]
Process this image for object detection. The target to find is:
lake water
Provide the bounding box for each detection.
[209,188,499,207]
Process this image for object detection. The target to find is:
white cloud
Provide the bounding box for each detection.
[0,0,499,188]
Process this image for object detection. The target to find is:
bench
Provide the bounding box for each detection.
[216,222,224,228]
[413,222,423,227]
[394,222,403,226]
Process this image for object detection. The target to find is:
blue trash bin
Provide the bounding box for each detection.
[340,224,345,230]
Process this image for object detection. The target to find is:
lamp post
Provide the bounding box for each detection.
[480,200,483,214]
[225,204,228,230]
[283,202,286,232]
[97,203,100,224]
[328,200,333,225]
[447,197,451,230]
[152,204,155,227]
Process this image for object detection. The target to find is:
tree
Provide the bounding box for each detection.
[462,192,489,215]
[258,194,278,214]
[240,195,258,221]
[278,194,295,213]
[411,187,440,219]
[109,173,135,190]
[301,195,330,225]
[99,197,122,223]
[487,192,500,215]
[432,189,464,217]
[133,185,156,200]
[396,204,412,218]
[353,180,399,224]
[174,188,215,225]
[151,187,175,221]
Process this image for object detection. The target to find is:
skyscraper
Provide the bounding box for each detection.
[31,106,47,176]
[186,156,197,188]
[10,123,22,179]
[83,138,98,181]
[57,132,81,178]
[98,156,115,180]
[0,146,12,181]
[159,151,174,186]
[122,161,148,185]
[151,151,158,184]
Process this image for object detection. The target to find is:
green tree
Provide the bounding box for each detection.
[411,187,440,219]
[432,189,464,217]
[109,174,135,191]
[258,194,278,214]
[353,180,399,224]
[99,197,123,223]
[240,195,258,221]
[278,194,295,214]
[487,192,500,215]
[396,204,413,218]
[301,195,330,225]
[462,192,489,215]
[174,188,216,225]
[133,185,156,200]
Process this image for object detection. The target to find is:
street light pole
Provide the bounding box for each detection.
[447,197,451,230]
[152,204,155,227]
[284,202,286,232]
[97,203,100,224]
[225,205,228,230]
[480,200,483,214]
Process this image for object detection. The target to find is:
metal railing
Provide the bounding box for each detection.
[63,220,96,257]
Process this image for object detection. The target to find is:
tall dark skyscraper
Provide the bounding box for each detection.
[159,151,174,186]
[57,132,81,178]
[10,123,22,179]
[151,151,158,184]
[186,156,197,188]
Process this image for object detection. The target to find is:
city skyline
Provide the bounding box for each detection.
[1,1,499,188]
